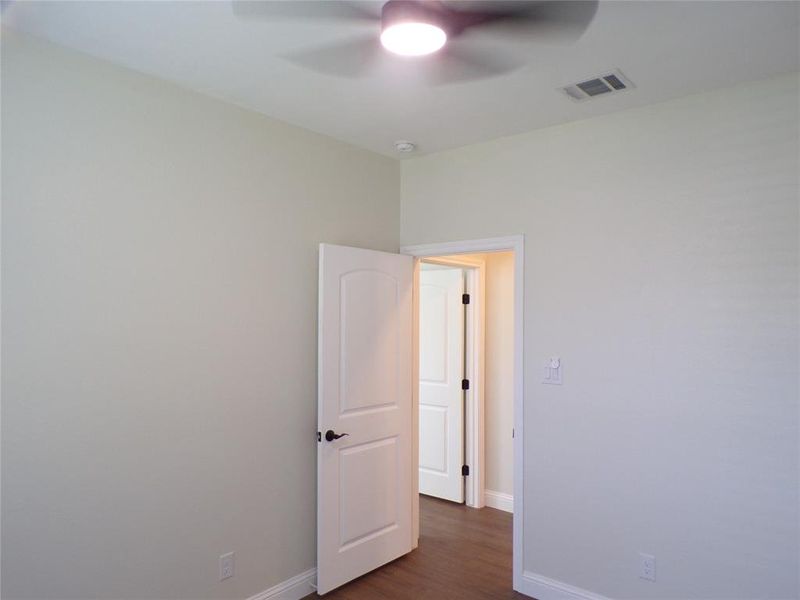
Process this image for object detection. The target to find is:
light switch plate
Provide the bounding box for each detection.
[219,552,235,581]
[543,357,562,385]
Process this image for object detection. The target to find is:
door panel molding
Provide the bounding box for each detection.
[418,266,465,503]
[318,244,413,595]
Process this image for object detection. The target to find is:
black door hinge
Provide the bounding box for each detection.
[462,465,470,477]
[462,293,470,305]
[462,379,470,391]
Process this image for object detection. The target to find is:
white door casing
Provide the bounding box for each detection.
[317,244,413,595]
[418,267,465,503]
[400,235,524,594]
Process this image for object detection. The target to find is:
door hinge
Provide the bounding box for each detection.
[462,293,470,305]
[462,465,470,477]
[461,379,470,391]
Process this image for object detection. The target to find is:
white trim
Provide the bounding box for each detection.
[411,258,420,547]
[484,489,513,513]
[247,568,317,600]
[518,571,611,600]
[420,254,485,269]
[401,234,525,594]
[464,263,485,509]
[401,236,522,256]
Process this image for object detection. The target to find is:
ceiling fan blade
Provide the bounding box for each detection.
[419,42,524,85]
[445,0,599,44]
[284,36,522,84]
[282,36,384,78]
[231,0,380,23]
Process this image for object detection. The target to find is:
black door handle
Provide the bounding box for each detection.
[325,430,349,442]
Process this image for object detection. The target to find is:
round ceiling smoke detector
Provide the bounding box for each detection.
[394,140,416,153]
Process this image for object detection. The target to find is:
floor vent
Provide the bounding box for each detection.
[560,69,634,102]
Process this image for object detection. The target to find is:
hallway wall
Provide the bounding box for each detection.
[484,252,515,500]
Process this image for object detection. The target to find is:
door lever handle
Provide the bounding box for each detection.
[324,430,349,442]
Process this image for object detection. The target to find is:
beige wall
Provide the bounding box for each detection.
[402,74,799,599]
[484,252,514,497]
[1,31,399,600]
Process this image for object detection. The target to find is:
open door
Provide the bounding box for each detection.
[317,243,414,595]
[418,266,466,503]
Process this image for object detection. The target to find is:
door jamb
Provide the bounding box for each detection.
[418,254,486,510]
[401,235,524,593]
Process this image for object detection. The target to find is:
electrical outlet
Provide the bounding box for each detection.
[219,552,235,581]
[639,553,656,582]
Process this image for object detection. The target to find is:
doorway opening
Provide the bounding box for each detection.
[403,235,524,592]
[417,252,514,513]
[418,255,480,506]
[315,236,524,596]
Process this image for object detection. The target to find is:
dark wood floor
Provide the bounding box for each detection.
[305,495,528,599]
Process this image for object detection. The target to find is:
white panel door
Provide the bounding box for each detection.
[418,267,465,503]
[317,243,413,595]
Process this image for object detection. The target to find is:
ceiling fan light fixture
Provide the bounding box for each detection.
[380,22,447,56]
[380,0,447,57]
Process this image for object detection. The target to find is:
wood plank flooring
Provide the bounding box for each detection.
[305,495,528,599]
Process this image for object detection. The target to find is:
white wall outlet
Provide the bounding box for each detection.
[543,357,562,385]
[639,553,656,582]
[219,552,235,581]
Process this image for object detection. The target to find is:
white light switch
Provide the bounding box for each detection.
[219,552,235,581]
[543,357,562,385]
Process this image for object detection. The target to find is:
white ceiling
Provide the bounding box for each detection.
[3,1,798,157]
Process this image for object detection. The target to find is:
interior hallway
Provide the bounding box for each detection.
[305,495,525,599]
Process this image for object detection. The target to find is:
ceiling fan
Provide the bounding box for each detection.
[233,0,598,84]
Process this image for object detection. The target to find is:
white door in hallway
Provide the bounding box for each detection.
[418,266,465,503]
[317,244,414,595]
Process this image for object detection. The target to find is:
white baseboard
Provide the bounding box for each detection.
[517,571,611,600]
[247,568,317,600]
[484,489,513,513]
[247,563,607,600]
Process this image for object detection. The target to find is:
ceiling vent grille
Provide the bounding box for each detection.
[560,70,634,102]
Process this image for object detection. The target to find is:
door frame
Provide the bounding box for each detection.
[401,235,525,593]
[417,254,486,509]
